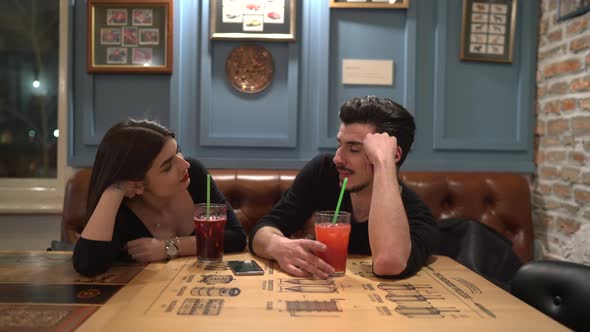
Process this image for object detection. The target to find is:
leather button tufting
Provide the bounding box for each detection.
[553,296,562,306]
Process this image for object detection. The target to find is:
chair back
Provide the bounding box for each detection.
[511,260,590,331]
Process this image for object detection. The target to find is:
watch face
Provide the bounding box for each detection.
[166,241,178,257]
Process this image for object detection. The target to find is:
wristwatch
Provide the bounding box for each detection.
[164,237,179,260]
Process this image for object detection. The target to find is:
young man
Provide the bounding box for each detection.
[249,96,439,279]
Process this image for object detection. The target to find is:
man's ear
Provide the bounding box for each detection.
[394,146,402,164]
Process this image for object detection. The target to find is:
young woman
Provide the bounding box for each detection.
[73,119,246,276]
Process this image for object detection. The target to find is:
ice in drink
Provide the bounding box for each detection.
[194,203,227,262]
[314,211,351,277]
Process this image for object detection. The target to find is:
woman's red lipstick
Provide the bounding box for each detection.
[181,171,189,182]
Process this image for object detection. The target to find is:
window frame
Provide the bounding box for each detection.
[0,0,73,214]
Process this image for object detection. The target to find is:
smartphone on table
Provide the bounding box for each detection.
[227,260,265,276]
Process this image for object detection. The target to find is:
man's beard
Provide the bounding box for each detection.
[336,166,371,193]
[342,179,371,193]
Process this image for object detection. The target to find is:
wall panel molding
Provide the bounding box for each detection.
[432,0,531,152]
[68,0,538,172]
[319,4,417,148]
[170,0,199,146]
[198,2,298,148]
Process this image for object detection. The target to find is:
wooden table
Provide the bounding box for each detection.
[0,251,145,331]
[0,251,568,331]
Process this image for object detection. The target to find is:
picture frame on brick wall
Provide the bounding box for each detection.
[558,0,590,22]
[460,0,517,64]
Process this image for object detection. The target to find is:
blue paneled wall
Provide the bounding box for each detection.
[70,0,538,172]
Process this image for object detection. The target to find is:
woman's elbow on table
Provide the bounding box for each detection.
[72,250,112,277]
[73,259,111,277]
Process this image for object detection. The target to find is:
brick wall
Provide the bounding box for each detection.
[535,1,590,263]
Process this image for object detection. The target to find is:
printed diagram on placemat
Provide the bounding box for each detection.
[278,278,339,293]
[140,256,500,321]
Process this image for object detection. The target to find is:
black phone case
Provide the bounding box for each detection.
[228,260,264,276]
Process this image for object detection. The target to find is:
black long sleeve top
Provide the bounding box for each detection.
[73,158,246,276]
[249,153,439,278]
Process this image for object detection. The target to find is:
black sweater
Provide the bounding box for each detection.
[73,158,246,276]
[249,153,439,278]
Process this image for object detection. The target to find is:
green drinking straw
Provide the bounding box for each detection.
[332,177,348,224]
[206,174,211,220]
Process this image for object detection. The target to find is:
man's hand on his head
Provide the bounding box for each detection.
[362,132,398,167]
[267,236,335,279]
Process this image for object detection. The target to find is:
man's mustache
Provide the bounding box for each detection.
[336,166,354,173]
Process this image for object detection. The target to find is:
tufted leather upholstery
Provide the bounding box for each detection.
[399,172,533,262]
[203,169,298,235]
[61,168,92,245]
[61,168,297,245]
[61,169,533,262]
[511,260,590,331]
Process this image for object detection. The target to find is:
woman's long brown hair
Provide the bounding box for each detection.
[85,119,174,223]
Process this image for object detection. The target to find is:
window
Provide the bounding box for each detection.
[0,1,59,178]
[0,0,70,213]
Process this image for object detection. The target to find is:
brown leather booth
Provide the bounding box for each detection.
[61,169,533,262]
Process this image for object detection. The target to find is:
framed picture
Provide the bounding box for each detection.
[210,0,296,41]
[329,0,409,9]
[558,0,590,22]
[87,0,172,73]
[460,0,517,63]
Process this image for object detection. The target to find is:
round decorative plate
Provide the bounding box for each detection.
[225,44,274,94]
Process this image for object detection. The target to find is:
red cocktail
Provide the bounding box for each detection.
[314,211,351,277]
[194,204,227,262]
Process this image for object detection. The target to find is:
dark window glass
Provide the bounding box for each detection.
[0,0,59,178]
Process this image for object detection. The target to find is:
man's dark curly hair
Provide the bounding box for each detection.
[339,96,415,167]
